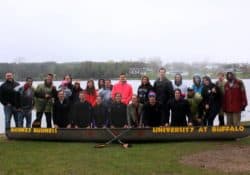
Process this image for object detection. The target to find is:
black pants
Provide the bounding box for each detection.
[203,110,217,126]
[218,114,225,126]
[36,112,52,128]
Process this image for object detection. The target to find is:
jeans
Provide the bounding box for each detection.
[4,105,22,129]
[20,110,32,128]
[226,112,241,126]
[36,112,52,128]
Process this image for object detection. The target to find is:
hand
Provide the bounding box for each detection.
[45,94,51,99]
[205,104,209,110]
[212,87,216,93]
[197,118,202,123]
[66,124,71,128]
[241,106,246,111]
[7,103,11,106]
[110,125,115,128]
[165,123,169,127]
[54,124,59,129]
[188,122,192,126]
[124,124,128,128]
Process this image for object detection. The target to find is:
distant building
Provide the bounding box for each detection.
[168,71,189,76]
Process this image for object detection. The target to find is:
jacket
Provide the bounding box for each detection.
[201,83,221,116]
[92,103,108,127]
[0,80,20,108]
[18,85,35,110]
[34,82,57,112]
[137,83,153,104]
[166,98,191,126]
[223,79,248,113]
[84,90,97,107]
[108,102,127,127]
[53,99,70,128]
[142,102,164,127]
[127,103,143,127]
[153,78,174,104]
[70,100,92,127]
[111,81,133,105]
[187,93,203,119]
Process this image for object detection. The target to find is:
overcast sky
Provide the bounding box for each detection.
[0,0,249,63]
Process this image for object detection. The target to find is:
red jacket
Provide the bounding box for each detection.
[84,90,97,107]
[223,79,248,113]
[111,81,133,105]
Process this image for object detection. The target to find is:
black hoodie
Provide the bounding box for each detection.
[0,80,20,108]
[70,100,92,127]
[137,83,153,104]
[153,77,174,104]
[201,76,221,115]
[108,102,127,127]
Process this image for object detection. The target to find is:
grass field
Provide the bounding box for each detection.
[0,134,249,175]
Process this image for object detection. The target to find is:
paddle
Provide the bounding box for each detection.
[94,128,132,148]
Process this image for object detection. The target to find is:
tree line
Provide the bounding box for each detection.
[0,61,151,81]
[1,61,249,81]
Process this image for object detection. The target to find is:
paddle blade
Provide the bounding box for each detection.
[94,144,106,148]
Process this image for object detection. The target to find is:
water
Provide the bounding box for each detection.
[1,79,250,133]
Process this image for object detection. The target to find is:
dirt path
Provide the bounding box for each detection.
[180,144,250,173]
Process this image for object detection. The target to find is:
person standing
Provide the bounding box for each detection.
[223,72,248,126]
[62,74,74,92]
[153,68,174,105]
[34,74,57,128]
[84,79,97,107]
[98,79,113,107]
[0,72,21,129]
[215,72,226,126]
[137,75,153,104]
[127,95,143,128]
[97,79,105,90]
[71,80,83,103]
[173,73,188,98]
[192,74,203,94]
[18,77,35,128]
[58,80,72,100]
[153,67,174,120]
[111,73,133,105]
[53,90,70,128]
[201,76,221,126]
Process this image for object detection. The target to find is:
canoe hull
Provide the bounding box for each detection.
[5,125,250,142]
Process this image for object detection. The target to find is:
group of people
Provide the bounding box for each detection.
[0,67,248,130]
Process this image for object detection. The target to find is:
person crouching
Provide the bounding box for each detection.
[108,93,127,128]
[70,91,92,128]
[142,91,164,127]
[53,90,70,128]
[166,89,192,127]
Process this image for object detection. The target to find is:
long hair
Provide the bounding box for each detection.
[174,73,182,86]
[140,75,151,86]
[85,79,96,95]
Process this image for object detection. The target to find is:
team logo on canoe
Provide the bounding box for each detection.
[152,126,245,134]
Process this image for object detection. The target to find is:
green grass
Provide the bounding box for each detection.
[0,136,249,175]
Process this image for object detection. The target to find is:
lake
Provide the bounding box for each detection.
[1,79,250,133]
